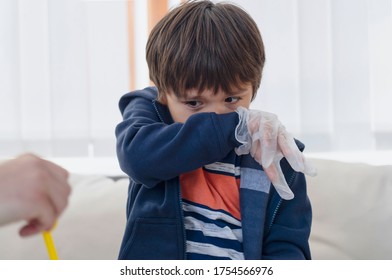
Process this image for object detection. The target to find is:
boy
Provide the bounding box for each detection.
[115,0,315,259]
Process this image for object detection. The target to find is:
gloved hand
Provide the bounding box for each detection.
[235,107,317,200]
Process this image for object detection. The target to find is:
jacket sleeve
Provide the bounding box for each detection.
[262,158,312,260]
[115,91,240,187]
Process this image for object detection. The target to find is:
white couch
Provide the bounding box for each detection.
[307,157,392,259]
[1,157,391,260]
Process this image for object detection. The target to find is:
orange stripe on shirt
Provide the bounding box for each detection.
[180,168,241,220]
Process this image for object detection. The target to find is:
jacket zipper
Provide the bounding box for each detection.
[268,169,297,232]
[178,184,187,259]
[152,100,164,122]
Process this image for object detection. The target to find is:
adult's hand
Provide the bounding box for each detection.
[0,153,71,236]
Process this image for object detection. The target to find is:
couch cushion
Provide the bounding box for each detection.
[307,158,392,259]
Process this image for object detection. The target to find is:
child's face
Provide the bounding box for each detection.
[164,84,253,123]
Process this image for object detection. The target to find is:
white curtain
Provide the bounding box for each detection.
[243,0,392,152]
[1,0,391,158]
[0,0,129,157]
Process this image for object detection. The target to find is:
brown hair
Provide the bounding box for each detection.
[146,0,265,101]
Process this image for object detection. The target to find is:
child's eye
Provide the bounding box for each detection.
[225,96,241,104]
[185,100,202,108]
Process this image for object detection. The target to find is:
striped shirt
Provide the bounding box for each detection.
[180,152,244,259]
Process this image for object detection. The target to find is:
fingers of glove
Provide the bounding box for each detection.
[249,128,279,168]
[260,113,280,140]
[277,128,305,172]
[303,157,318,177]
[235,143,251,156]
[249,136,274,167]
[264,161,294,200]
[259,118,280,167]
[277,128,318,177]
[247,113,260,135]
[250,138,262,164]
[260,138,278,168]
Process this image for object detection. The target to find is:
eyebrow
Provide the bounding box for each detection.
[228,88,249,95]
[180,92,202,100]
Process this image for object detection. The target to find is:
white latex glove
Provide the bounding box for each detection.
[235,107,317,200]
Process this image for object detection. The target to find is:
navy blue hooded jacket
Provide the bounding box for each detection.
[115,87,312,260]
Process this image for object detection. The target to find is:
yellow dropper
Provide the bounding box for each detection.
[42,223,59,260]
